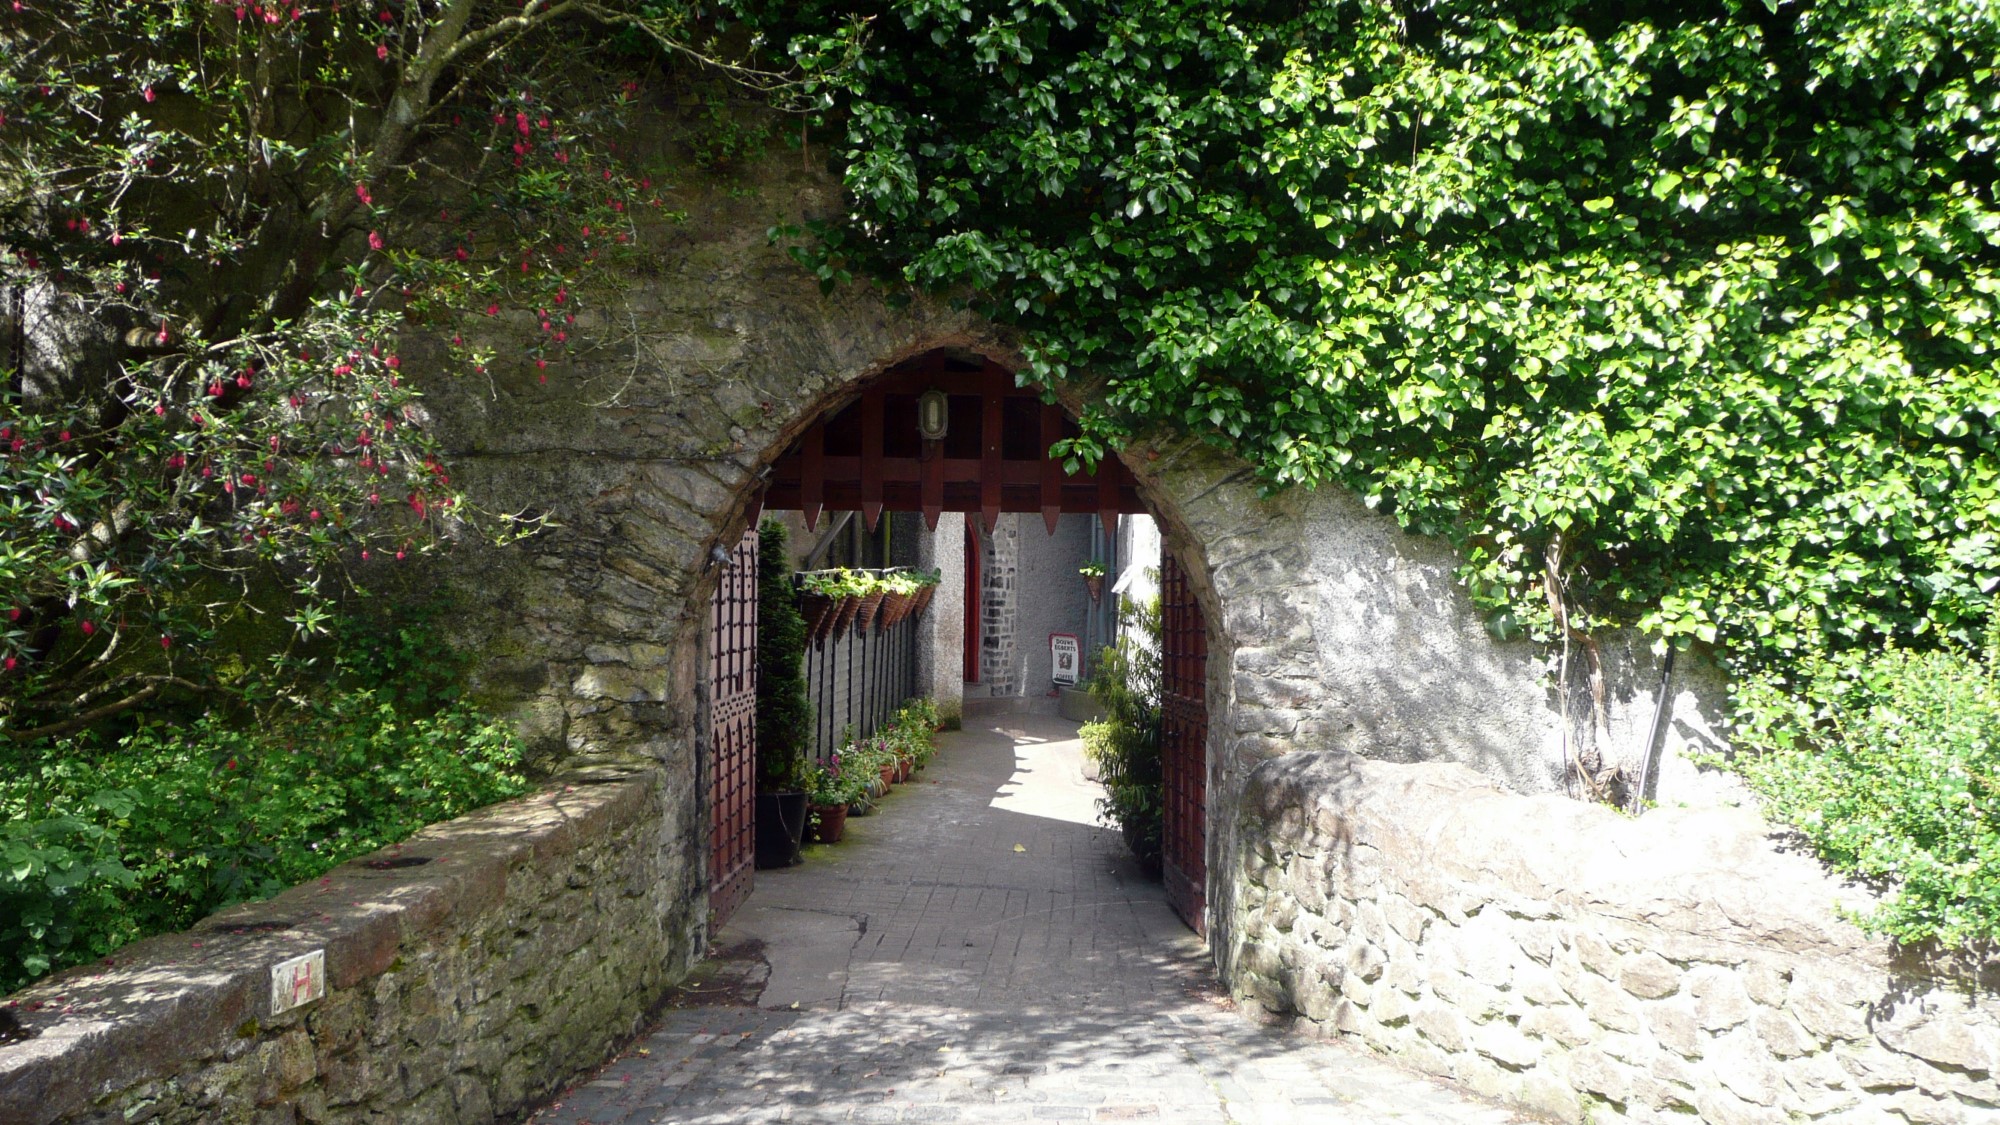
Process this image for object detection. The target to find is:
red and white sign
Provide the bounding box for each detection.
[1050,633,1081,686]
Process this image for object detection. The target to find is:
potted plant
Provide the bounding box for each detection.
[796,571,838,645]
[824,569,867,640]
[1079,560,1108,603]
[851,569,890,632]
[878,570,919,628]
[909,568,940,618]
[805,751,868,843]
[755,520,813,868]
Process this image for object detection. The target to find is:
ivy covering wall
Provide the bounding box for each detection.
[752,0,2000,671]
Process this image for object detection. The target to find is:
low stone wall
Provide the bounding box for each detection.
[0,769,695,1125]
[1228,752,2000,1125]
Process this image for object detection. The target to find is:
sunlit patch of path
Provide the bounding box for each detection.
[529,715,1539,1124]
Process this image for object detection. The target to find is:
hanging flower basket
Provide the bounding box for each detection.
[879,589,911,628]
[828,593,862,640]
[853,590,888,632]
[910,581,936,619]
[799,591,836,644]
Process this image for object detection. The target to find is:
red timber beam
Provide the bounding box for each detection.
[763,352,1146,527]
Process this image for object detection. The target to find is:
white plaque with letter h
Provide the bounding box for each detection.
[270,949,326,1014]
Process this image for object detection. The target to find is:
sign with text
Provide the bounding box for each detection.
[270,949,325,1015]
[1050,633,1080,686]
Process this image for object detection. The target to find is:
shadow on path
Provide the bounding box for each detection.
[524,716,1538,1124]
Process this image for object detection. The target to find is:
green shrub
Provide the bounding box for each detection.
[1730,629,2000,946]
[0,617,530,995]
[756,520,814,791]
[1082,594,1163,870]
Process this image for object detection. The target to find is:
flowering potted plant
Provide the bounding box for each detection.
[806,752,869,843]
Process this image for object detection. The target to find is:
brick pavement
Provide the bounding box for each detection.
[527,715,1539,1125]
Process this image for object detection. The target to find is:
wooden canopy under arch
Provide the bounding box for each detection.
[761,351,1146,537]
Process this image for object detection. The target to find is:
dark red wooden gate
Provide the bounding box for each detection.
[1160,552,1209,935]
[706,528,759,935]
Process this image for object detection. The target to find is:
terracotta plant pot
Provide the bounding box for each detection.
[879,762,897,788]
[896,756,914,784]
[810,804,849,844]
[853,591,887,632]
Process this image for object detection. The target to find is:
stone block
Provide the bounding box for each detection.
[1615,952,1680,1000]
[1568,1046,1636,1103]
[1472,1021,1543,1069]
[1571,931,1618,979]
[1786,965,1872,1042]
[1645,999,1703,1060]
[1688,965,1754,1031]
[1515,962,1569,1007]
[1569,973,1642,1034]
[1753,1009,1817,1060]
[1344,941,1386,985]
[1520,1005,1595,1049]
[1873,992,1999,1074]
[1411,1005,1471,1053]
[1707,1027,1782,1107]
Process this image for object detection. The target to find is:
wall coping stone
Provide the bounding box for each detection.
[0,766,662,1125]
[1233,751,2000,1123]
[1245,752,2000,987]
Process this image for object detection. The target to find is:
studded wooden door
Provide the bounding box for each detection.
[706,528,759,935]
[1160,551,1208,935]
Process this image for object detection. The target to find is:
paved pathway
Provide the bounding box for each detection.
[528,714,1536,1125]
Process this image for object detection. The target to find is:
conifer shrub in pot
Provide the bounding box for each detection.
[755,520,813,868]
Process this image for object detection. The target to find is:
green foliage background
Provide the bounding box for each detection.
[0,610,528,994]
[740,0,2000,941]
[751,0,2000,667]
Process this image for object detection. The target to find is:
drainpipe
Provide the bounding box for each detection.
[1630,647,1676,813]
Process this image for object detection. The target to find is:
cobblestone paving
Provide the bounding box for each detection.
[528,715,1537,1125]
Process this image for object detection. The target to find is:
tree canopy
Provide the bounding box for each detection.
[0,1,838,738]
[749,0,2000,670]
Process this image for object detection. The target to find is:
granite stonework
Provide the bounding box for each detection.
[0,771,685,1125]
[1229,751,2000,1124]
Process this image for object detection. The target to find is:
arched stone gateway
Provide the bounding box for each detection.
[707,344,1210,935]
[414,163,1732,971]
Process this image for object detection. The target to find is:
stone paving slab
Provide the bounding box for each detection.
[527,716,1539,1125]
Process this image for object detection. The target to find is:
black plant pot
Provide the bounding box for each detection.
[755,791,808,869]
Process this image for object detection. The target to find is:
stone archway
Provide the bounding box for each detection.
[425,166,1708,987]
[709,345,1212,935]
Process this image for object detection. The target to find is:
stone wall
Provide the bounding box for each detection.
[0,770,691,1125]
[1228,751,2000,1125]
[973,514,1020,695]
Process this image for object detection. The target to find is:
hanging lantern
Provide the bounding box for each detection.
[917,388,949,441]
